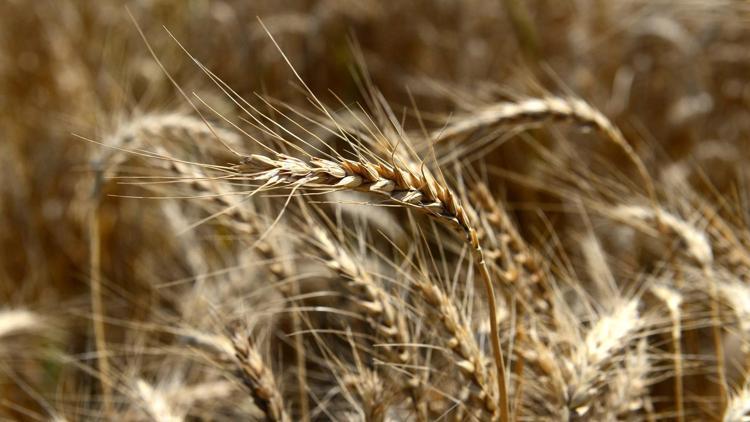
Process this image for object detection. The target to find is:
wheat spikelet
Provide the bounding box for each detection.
[566,299,644,418]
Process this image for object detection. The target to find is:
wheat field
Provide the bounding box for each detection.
[2,1,750,421]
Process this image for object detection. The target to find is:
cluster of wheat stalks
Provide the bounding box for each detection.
[4,1,750,421]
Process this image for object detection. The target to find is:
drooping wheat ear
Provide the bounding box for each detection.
[231,333,290,422]
[692,195,750,276]
[433,96,656,205]
[651,284,685,422]
[234,153,509,419]
[94,114,242,418]
[610,205,712,266]
[100,112,242,171]
[304,222,426,418]
[0,309,41,339]
[135,379,184,422]
[566,299,643,418]
[609,204,727,403]
[410,271,499,419]
[151,146,291,283]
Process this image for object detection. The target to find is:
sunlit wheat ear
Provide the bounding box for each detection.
[609,205,712,266]
[607,338,652,419]
[99,112,242,173]
[433,96,623,144]
[566,299,644,418]
[231,332,290,422]
[134,379,185,422]
[0,309,41,339]
[725,382,750,422]
[233,152,510,418]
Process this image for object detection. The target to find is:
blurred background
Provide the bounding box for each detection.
[2,1,750,420]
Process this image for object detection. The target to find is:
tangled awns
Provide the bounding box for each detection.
[4,1,750,421]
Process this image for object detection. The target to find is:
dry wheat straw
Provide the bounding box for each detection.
[234,152,510,419]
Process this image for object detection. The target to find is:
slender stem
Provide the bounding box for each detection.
[672,305,684,422]
[705,267,728,408]
[89,198,112,417]
[476,247,510,421]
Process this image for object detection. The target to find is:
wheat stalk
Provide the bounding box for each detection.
[652,284,685,422]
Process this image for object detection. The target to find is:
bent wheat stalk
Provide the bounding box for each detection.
[233,153,510,420]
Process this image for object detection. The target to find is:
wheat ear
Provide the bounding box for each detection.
[231,333,290,422]
[235,153,510,420]
[151,146,310,419]
[610,204,727,405]
[410,271,499,419]
[304,221,427,419]
[0,309,41,339]
[434,96,656,208]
